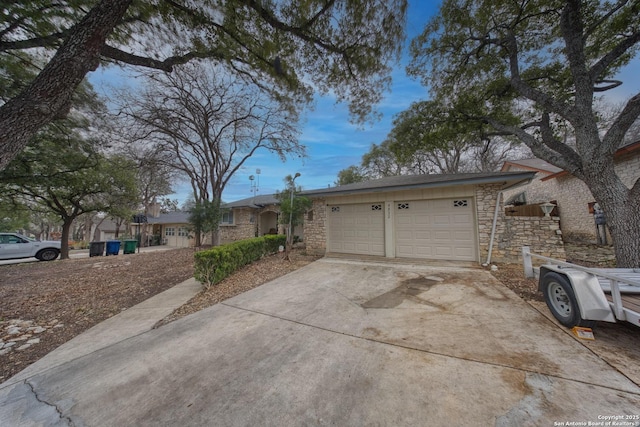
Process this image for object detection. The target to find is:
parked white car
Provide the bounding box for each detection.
[0,232,61,261]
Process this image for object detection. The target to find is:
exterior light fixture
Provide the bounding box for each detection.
[540,202,555,217]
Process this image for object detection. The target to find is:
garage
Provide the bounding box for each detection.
[328,203,384,255]
[395,198,477,261]
[303,172,537,263]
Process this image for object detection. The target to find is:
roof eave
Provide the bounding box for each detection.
[302,173,536,197]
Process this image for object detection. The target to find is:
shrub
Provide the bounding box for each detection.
[194,235,286,287]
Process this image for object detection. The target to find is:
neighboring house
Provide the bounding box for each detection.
[145,211,193,247]
[300,171,557,263]
[501,158,563,206]
[219,194,302,244]
[92,218,125,242]
[131,194,298,247]
[501,141,640,243]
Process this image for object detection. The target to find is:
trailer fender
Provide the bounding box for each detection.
[539,265,615,323]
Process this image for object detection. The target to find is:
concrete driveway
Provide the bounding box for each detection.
[1,258,639,426]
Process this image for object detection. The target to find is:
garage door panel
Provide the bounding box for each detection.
[433,215,452,225]
[329,203,384,256]
[395,198,477,261]
[434,230,452,240]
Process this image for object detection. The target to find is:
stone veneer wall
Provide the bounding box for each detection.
[218,208,256,243]
[303,198,327,255]
[476,184,565,263]
[553,153,639,243]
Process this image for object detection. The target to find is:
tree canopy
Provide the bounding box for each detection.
[0,129,138,259]
[408,0,640,266]
[0,0,408,169]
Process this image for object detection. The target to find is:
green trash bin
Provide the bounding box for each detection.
[123,239,137,254]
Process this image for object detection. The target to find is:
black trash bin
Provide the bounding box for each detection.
[105,240,121,256]
[89,241,105,257]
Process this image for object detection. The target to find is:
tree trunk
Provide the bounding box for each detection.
[60,218,75,260]
[93,217,105,241]
[0,0,132,169]
[583,168,640,268]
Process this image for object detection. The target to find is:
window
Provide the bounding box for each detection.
[453,200,468,207]
[221,211,234,225]
[165,227,175,236]
[371,204,382,211]
[178,227,189,237]
[307,210,314,221]
[397,203,410,210]
[331,206,340,213]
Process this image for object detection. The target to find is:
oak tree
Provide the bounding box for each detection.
[0,0,408,169]
[409,0,640,266]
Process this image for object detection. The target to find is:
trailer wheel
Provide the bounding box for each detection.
[541,272,592,328]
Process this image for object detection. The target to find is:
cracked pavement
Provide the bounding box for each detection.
[1,258,639,426]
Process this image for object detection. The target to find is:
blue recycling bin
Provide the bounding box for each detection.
[105,240,121,256]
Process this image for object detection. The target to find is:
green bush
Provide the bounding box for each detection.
[194,235,286,287]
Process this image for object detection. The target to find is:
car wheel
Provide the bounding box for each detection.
[541,271,593,328]
[37,248,60,261]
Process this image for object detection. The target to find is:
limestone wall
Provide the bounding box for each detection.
[303,198,327,255]
[476,184,565,263]
[219,208,256,244]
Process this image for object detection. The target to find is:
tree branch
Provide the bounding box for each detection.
[0,0,133,170]
[101,45,226,72]
[503,31,578,122]
[602,92,640,152]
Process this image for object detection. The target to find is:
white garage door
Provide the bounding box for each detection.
[328,203,384,256]
[395,198,476,261]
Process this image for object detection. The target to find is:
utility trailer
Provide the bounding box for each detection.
[522,246,640,328]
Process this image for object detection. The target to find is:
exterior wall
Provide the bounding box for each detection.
[495,217,565,262]
[502,170,559,205]
[475,184,500,263]
[219,208,257,244]
[503,154,639,244]
[476,184,565,263]
[465,184,566,263]
[304,198,327,255]
[219,204,288,244]
[554,154,639,243]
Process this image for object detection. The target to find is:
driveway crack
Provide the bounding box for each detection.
[25,379,75,426]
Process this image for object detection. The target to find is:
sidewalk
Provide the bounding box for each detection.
[2,277,202,388]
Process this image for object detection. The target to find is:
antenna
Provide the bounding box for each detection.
[250,169,261,201]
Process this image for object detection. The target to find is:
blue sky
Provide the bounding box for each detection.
[89,1,639,205]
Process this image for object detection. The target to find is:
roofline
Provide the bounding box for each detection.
[302,172,536,197]
[500,161,557,174]
[541,140,640,181]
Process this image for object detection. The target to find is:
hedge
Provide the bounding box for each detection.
[194,234,286,286]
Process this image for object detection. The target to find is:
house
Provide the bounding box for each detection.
[219,194,302,244]
[300,171,562,263]
[92,218,127,242]
[501,141,640,243]
[146,211,193,247]
[130,194,294,248]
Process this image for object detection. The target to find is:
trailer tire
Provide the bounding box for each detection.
[542,272,593,328]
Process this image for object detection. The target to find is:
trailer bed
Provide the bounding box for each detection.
[522,247,640,328]
[605,293,640,314]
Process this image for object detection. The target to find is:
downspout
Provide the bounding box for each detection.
[483,191,502,267]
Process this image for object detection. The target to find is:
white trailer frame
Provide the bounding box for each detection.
[522,246,640,328]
